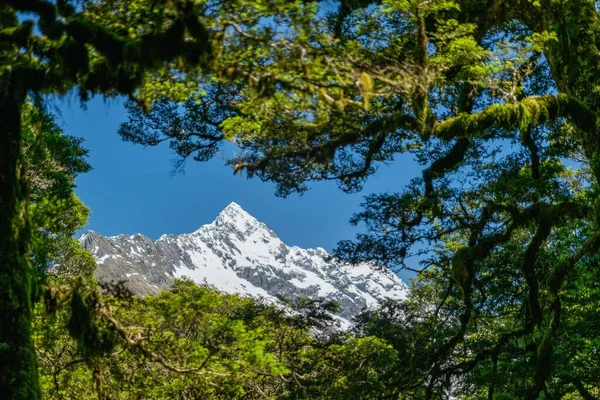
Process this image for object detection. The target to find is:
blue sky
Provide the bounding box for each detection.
[55,95,420,281]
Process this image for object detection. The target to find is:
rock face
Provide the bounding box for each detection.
[81,202,408,324]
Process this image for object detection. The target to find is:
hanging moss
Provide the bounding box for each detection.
[67,288,118,363]
[451,247,471,289]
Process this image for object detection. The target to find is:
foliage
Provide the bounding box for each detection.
[3,0,600,397]
[114,0,600,398]
[22,103,95,281]
[34,278,405,399]
[0,0,218,395]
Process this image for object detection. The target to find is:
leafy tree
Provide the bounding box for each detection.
[22,103,95,282]
[18,102,114,399]
[115,0,600,397]
[35,279,352,399]
[0,0,212,396]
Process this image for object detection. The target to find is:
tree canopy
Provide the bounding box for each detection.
[0,0,213,396]
[4,0,600,398]
[115,0,600,397]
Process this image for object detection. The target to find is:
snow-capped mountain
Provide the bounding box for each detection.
[81,202,408,324]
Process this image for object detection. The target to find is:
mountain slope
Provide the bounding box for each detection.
[81,202,408,324]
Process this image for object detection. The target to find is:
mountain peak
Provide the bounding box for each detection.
[217,201,252,220]
[222,201,245,214]
[83,202,409,325]
[213,202,262,232]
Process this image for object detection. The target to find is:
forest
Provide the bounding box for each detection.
[2,0,600,398]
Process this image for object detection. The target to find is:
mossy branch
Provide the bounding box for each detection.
[520,220,552,328]
[529,234,600,399]
[429,200,589,389]
[431,94,596,141]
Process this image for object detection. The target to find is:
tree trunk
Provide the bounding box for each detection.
[0,94,40,399]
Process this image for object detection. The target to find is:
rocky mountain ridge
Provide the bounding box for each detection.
[81,202,409,325]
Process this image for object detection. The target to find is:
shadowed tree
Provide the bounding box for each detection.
[0,0,212,397]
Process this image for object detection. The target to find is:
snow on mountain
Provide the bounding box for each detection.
[81,202,409,325]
